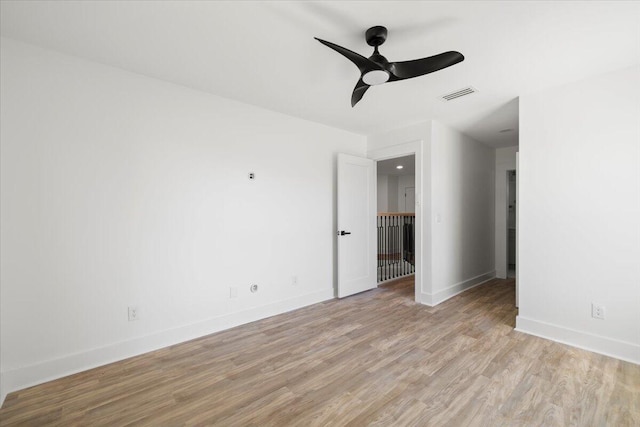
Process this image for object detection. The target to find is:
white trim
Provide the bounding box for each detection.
[368,141,418,162]
[420,271,496,306]
[515,316,640,365]
[0,289,334,406]
[515,152,519,308]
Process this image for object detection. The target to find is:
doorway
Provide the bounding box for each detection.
[367,140,423,304]
[507,170,517,278]
[376,155,416,290]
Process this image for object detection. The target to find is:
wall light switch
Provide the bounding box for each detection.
[128,306,139,321]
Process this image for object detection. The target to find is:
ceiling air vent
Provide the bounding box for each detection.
[440,86,478,101]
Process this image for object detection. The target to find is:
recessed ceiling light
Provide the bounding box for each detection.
[499,128,514,133]
[396,165,403,169]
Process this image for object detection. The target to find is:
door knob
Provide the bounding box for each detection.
[338,230,352,236]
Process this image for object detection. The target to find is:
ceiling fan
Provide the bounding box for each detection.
[315,26,464,107]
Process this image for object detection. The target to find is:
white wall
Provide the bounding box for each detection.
[398,175,415,213]
[377,175,389,212]
[495,146,518,278]
[368,121,495,306]
[430,122,496,304]
[0,38,366,401]
[377,174,415,213]
[387,175,399,212]
[517,65,640,363]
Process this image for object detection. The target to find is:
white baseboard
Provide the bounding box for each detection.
[515,316,640,365]
[0,288,334,407]
[420,271,496,306]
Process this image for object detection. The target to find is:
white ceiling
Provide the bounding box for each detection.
[378,155,415,177]
[2,1,639,148]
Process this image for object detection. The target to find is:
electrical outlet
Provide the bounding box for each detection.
[230,287,238,298]
[128,306,139,321]
[292,275,298,286]
[591,303,605,320]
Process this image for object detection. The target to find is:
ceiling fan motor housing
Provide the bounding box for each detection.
[366,26,388,47]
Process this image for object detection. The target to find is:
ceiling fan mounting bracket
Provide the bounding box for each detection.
[365,26,388,47]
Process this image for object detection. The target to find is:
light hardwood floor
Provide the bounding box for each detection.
[1,277,638,426]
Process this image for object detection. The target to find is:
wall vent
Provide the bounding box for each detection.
[440,86,478,101]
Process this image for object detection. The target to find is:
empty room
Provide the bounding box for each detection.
[1,1,638,425]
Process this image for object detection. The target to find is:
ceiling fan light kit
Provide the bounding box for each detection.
[362,70,389,85]
[315,25,464,107]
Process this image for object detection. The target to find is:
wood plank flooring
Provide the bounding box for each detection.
[1,277,638,426]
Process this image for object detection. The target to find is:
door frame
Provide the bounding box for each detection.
[501,166,519,307]
[506,169,517,275]
[503,169,516,277]
[368,141,423,303]
[515,152,519,308]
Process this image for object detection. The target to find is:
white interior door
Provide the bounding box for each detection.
[337,153,376,298]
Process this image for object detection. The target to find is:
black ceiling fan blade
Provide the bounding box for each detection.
[388,51,464,81]
[351,78,370,107]
[314,37,383,75]
[317,26,465,106]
